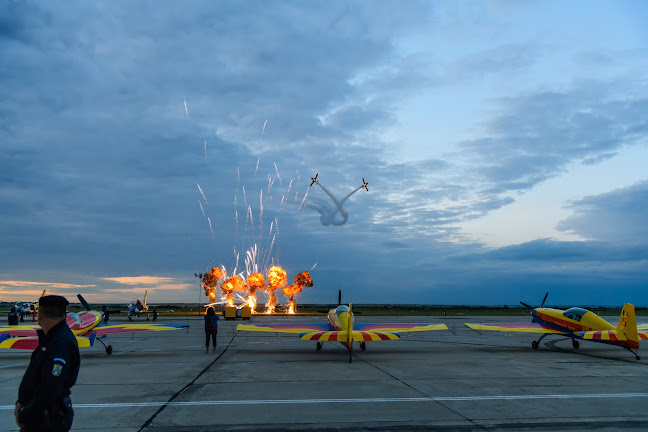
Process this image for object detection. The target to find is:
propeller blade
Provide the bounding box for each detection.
[520,301,534,310]
[540,292,549,308]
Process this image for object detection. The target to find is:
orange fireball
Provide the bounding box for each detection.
[221,276,247,307]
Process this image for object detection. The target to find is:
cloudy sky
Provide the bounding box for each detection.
[1,1,647,307]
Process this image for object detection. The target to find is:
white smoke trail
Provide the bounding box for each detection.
[274,163,282,187]
[261,120,267,135]
[310,262,317,271]
[204,140,207,159]
[197,183,208,203]
[207,217,215,240]
[198,200,206,217]
[184,99,189,118]
[255,159,259,176]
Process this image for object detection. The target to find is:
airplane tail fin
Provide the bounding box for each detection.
[41,290,46,298]
[77,294,92,311]
[617,303,639,349]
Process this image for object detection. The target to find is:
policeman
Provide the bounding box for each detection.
[15,295,80,432]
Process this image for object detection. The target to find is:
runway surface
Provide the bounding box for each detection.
[1,314,647,431]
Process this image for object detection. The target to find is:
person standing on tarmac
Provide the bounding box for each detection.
[15,295,80,432]
[204,306,219,353]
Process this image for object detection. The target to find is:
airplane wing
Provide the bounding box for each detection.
[0,325,40,337]
[355,323,448,332]
[237,323,330,334]
[637,324,648,330]
[464,323,568,334]
[300,331,401,342]
[92,323,188,336]
[0,333,98,350]
[577,330,648,342]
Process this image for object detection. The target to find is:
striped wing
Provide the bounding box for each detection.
[355,323,448,332]
[299,331,401,342]
[237,323,330,334]
[0,333,99,350]
[0,325,40,337]
[93,323,188,336]
[638,324,648,330]
[0,335,39,350]
[464,323,567,334]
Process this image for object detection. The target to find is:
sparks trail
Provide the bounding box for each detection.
[183,98,189,118]
[261,120,267,135]
[197,183,208,203]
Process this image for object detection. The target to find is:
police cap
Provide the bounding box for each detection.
[39,295,70,310]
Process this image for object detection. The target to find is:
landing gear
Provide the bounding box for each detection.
[106,345,113,355]
[316,342,322,351]
[572,339,579,349]
[96,337,113,355]
[348,351,353,363]
[360,342,366,351]
[531,341,539,350]
[637,355,641,361]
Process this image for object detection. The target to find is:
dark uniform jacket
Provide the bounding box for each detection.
[17,319,80,431]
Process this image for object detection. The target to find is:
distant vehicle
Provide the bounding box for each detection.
[0,294,188,355]
[464,293,648,360]
[238,303,447,362]
[310,173,318,187]
[361,178,368,191]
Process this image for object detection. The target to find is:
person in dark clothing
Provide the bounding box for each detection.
[8,307,18,325]
[204,306,219,353]
[15,295,80,432]
[152,308,158,321]
[102,305,110,324]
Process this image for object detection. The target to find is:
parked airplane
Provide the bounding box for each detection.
[465,294,647,360]
[0,294,188,354]
[121,290,173,321]
[237,303,447,362]
[14,290,47,316]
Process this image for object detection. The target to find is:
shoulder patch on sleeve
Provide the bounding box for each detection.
[51,358,66,376]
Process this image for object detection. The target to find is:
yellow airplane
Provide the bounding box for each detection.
[465,294,647,360]
[237,303,447,362]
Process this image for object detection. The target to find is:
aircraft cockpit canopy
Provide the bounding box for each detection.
[66,312,82,327]
[335,305,349,315]
[562,307,588,322]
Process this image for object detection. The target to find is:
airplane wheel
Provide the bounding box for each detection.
[316,342,322,351]
[636,355,641,360]
[572,340,579,349]
[360,342,366,351]
[106,345,113,355]
[531,341,539,350]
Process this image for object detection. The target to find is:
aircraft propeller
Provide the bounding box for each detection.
[520,292,549,310]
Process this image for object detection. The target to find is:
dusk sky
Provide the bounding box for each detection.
[1,1,647,307]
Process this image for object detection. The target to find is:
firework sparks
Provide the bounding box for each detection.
[197,183,208,203]
[198,200,206,217]
[261,120,267,135]
[204,140,207,159]
[184,98,189,118]
[221,276,247,307]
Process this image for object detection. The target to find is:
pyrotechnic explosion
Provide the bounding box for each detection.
[266,266,287,313]
[282,272,313,314]
[246,272,265,312]
[202,267,226,303]
[220,275,247,307]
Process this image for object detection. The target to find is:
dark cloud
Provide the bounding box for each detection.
[557,180,648,243]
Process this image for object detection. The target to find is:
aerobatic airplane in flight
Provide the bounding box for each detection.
[237,303,447,362]
[310,173,318,187]
[0,294,188,354]
[361,178,368,191]
[465,293,647,360]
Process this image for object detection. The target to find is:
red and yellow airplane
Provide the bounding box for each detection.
[0,294,188,354]
[465,294,647,360]
[237,303,447,362]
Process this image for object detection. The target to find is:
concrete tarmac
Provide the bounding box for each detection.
[1,314,647,431]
